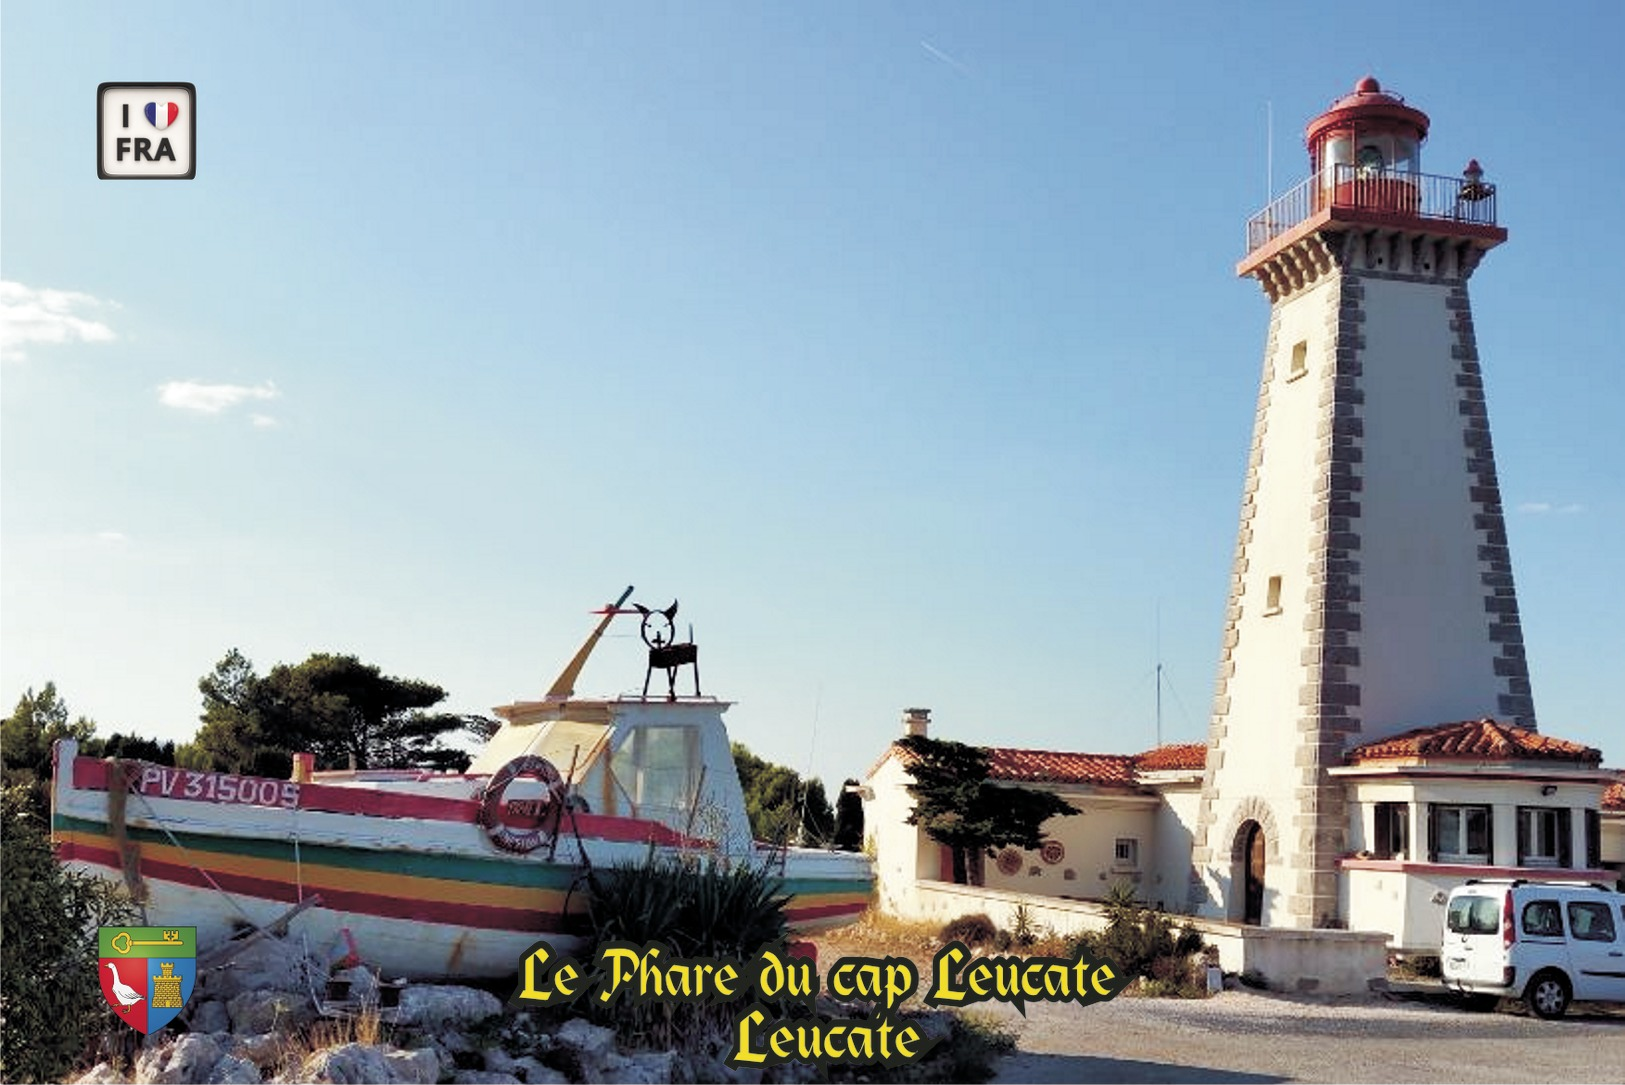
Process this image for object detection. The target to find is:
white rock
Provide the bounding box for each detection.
[395,985,502,1029]
[189,1000,230,1035]
[227,989,312,1035]
[552,1018,616,1059]
[74,1062,129,1084]
[204,1055,261,1084]
[228,1033,282,1068]
[204,938,320,1001]
[136,1033,225,1085]
[481,1048,518,1075]
[599,1051,675,1085]
[301,1043,390,1085]
[382,1047,440,1085]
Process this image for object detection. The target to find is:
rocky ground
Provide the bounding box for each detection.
[70,930,969,1085]
[73,934,713,1085]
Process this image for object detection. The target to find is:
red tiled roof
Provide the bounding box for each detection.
[866,739,1209,787]
[1346,718,1601,766]
[1604,774,1625,812]
[984,748,1137,787]
[1133,742,1209,772]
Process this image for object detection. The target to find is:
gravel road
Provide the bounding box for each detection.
[983,989,1625,1083]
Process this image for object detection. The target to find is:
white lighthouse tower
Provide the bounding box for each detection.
[1188,78,1528,928]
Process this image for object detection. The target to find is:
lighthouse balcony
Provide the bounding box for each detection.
[1245,164,1501,256]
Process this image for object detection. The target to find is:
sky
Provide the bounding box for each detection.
[3,2,1622,792]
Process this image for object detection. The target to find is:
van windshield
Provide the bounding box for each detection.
[1447,895,1500,935]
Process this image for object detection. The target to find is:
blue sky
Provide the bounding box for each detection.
[3,2,1621,791]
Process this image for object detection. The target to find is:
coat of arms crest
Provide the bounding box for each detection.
[97,926,197,1033]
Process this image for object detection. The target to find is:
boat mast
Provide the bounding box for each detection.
[545,586,634,700]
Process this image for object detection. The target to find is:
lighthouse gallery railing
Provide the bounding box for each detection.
[1245,165,1499,254]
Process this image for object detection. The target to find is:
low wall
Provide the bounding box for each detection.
[913,881,1113,937]
[899,881,1388,996]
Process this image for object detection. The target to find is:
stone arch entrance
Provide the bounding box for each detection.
[1235,820,1266,926]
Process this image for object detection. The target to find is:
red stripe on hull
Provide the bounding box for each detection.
[785,900,867,921]
[58,840,568,932]
[71,758,700,844]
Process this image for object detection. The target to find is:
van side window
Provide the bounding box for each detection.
[1567,902,1617,943]
[1521,900,1563,938]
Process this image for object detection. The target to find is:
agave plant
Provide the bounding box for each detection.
[586,847,790,960]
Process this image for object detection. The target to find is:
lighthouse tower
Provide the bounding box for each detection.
[1188,78,1528,928]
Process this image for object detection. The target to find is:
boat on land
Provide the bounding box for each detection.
[52,589,872,978]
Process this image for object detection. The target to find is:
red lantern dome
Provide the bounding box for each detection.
[1305,76,1430,179]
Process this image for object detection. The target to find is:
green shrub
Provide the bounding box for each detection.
[2,783,138,1083]
[939,912,997,947]
[1088,884,1209,995]
[586,849,790,959]
[582,849,793,1056]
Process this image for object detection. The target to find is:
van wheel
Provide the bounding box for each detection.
[1524,971,1571,1019]
[1459,993,1499,1012]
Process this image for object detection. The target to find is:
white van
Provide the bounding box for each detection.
[1441,879,1625,1018]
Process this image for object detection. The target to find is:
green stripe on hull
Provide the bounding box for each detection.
[55,813,578,890]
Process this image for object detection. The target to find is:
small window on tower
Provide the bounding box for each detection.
[1288,340,1309,382]
[1264,575,1283,616]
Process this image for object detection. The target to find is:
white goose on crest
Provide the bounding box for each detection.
[106,961,144,1011]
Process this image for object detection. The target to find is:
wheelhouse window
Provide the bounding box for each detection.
[1517,806,1571,869]
[1430,804,1492,864]
[1372,802,1408,860]
[610,725,698,825]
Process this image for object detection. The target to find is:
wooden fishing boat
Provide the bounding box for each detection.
[51,591,871,978]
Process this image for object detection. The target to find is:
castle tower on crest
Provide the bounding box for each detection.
[1189,78,1530,928]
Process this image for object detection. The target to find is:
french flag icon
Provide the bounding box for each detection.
[144,102,180,130]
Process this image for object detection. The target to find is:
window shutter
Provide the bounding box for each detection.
[1558,809,1572,869]
[1426,804,1438,863]
[1586,809,1602,870]
[1516,807,1529,866]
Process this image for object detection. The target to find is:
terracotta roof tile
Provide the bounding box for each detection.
[1346,718,1601,766]
[984,748,1137,787]
[868,739,1210,787]
[1604,774,1625,811]
[1132,743,1209,772]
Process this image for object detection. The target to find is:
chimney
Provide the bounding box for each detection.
[902,707,930,738]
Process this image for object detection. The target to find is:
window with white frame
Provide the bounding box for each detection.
[1430,804,1492,864]
[1517,806,1571,868]
[1113,838,1139,870]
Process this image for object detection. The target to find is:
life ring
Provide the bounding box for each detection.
[477,756,566,854]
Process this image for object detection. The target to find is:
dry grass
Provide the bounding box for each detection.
[273,1003,388,1078]
[818,912,942,962]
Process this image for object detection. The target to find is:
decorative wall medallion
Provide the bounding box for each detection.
[996,847,1023,876]
[1040,839,1065,865]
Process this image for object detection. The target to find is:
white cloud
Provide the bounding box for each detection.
[0,280,118,360]
[249,413,279,429]
[1517,502,1551,514]
[159,379,279,414]
[97,530,128,543]
[1518,501,1585,515]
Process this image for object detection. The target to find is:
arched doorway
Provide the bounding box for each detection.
[1238,820,1265,926]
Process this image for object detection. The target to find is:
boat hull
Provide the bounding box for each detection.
[52,746,871,979]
